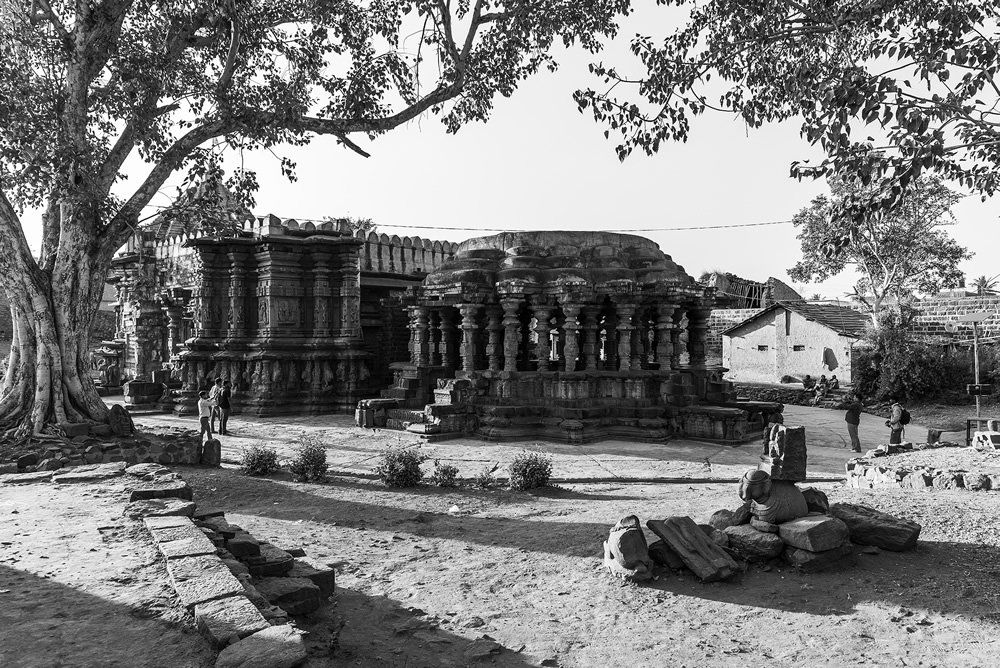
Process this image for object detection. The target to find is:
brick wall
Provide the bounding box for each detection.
[909,296,1000,342]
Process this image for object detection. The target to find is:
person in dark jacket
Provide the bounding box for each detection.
[845,394,863,452]
[887,400,905,444]
[218,380,233,435]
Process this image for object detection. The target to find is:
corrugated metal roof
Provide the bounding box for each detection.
[721,301,870,338]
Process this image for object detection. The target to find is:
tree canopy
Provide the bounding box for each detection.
[787,175,971,321]
[576,0,1000,243]
[0,0,630,440]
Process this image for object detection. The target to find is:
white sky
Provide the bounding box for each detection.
[18,15,999,300]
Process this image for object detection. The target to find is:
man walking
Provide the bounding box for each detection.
[845,393,863,453]
[209,377,224,432]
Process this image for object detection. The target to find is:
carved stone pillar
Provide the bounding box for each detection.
[656,304,677,369]
[486,307,503,371]
[164,305,184,355]
[407,306,419,364]
[501,299,522,372]
[671,308,686,369]
[440,308,458,369]
[687,306,711,367]
[561,301,582,372]
[532,302,552,371]
[615,303,636,371]
[311,250,333,339]
[582,306,601,370]
[630,308,645,371]
[459,304,478,372]
[603,311,618,370]
[227,250,249,339]
[429,310,443,365]
[413,306,431,366]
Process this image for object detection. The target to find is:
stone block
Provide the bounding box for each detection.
[167,555,246,609]
[931,471,963,489]
[227,532,261,558]
[128,478,193,502]
[647,517,738,582]
[0,470,52,485]
[215,625,307,668]
[151,522,219,559]
[900,471,931,489]
[123,498,196,519]
[761,425,807,481]
[963,473,991,491]
[782,542,857,573]
[52,462,127,484]
[221,558,250,578]
[723,525,784,561]
[194,595,270,649]
[778,515,850,552]
[288,557,336,599]
[829,502,921,551]
[59,422,91,438]
[647,539,685,570]
[143,515,194,531]
[799,487,830,514]
[603,515,653,582]
[750,518,779,533]
[125,462,174,479]
[0,463,18,474]
[202,518,238,540]
[201,439,221,467]
[16,452,39,469]
[245,543,294,577]
[255,576,322,615]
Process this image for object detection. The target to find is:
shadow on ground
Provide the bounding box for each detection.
[0,564,212,668]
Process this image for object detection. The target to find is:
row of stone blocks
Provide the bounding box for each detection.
[846,459,1000,491]
[2,432,219,475]
[126,475,335,665]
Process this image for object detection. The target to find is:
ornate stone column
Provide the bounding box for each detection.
[407,306,419,364]
[655,303,677,369]
[459,304,479,372]
[615,302,636,371]
[671,308,686,369]
[227,250,249,339]
[413,306,431,366]
[429,310,443,365]
[531,301,552,371]
[310,249,333,339]
[486,306,503,371]
[687,306,711,367]
[439,308,458,369]
[501,299,522,372]
[581,306,601,370]
[164,305,184,356]
[561,301,582,372]
[602,311,618,370]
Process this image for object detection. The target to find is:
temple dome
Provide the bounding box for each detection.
[423,231,696,295]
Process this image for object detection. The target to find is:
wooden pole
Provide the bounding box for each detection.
[974,321,981,418]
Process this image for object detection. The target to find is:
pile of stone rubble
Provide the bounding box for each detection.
[604,424,922,582]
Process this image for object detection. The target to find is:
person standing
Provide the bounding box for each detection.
[888,399,905,445]
[209,378,224,432]
[218,380,232,435]
[845,394,863,452]
[198,390,216,442]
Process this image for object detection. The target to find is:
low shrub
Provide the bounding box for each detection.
[239,445,281,476]
[474,463,498,489]
[374,447,425,487]
[289,436,329,483]
[508,451,552,491]
[429,459,460,487]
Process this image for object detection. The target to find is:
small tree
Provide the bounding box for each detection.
[971,275,1000,297]
[787,176,971,325]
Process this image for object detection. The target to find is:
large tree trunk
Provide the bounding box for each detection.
[0,217,111,445]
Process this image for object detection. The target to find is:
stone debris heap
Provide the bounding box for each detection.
[603,424,922,581]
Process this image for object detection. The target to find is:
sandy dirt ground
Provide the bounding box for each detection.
[3,403,1000,667]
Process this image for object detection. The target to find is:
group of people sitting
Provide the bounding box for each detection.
[802,373,839,405]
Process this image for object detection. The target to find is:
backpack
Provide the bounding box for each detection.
[899,408,911,425]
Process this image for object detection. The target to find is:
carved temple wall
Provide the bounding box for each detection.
[109,215,457,415]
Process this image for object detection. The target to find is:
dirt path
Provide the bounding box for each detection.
[189,467,1000,667]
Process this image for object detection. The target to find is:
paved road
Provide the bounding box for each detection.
[121,398,926,483]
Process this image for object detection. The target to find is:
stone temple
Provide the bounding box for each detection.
[363,231,750,443]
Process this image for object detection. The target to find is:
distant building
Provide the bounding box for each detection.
[721,302,870,384]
